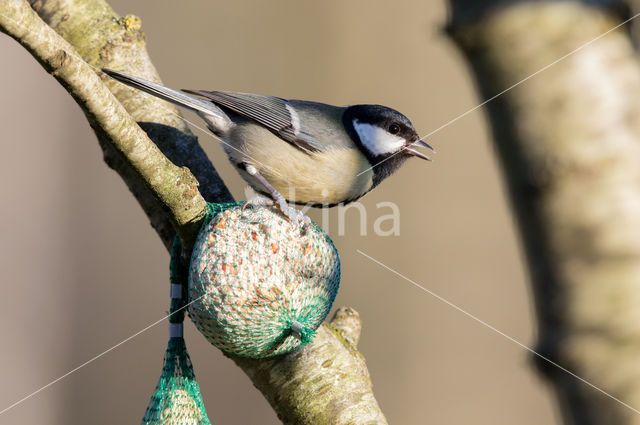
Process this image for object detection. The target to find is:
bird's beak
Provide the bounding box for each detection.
[403,146,432,161]
[403,139,434,161]
[413,139,435,152]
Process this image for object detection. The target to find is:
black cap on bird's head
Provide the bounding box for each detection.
[343,104,433,187]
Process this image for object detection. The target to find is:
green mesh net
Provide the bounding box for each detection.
[141,338,211,425]
[188,202,341,358]
[141,239,211,425]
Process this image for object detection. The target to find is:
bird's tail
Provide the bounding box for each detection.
[102,68,230,129]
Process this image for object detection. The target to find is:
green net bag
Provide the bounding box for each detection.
[141,240,211,425]
[188,202,341,358]
[141,338,211,425]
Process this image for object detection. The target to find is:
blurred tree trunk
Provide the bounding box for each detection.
[628,0,640,47]
[448,1,640,424]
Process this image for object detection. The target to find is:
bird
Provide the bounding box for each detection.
[102,69,433,225]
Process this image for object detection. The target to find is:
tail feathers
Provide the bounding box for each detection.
[102,68,230,131]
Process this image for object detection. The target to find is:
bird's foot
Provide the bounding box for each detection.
[243,195,311,235]
[243,164,311,235]
[278,203,312,236]
[242,196,274,211]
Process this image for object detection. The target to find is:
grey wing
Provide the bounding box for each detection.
[182,90,324,154]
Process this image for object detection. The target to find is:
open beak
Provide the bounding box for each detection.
[403,147,432,161]
[402,139,434,161]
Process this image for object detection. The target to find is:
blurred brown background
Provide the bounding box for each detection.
[0,1,560,424]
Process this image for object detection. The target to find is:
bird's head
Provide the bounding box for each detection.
[343,104,433,186]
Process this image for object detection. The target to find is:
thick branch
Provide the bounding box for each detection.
[233,308,387,425]
[449,1,640,424]
[0,0,388,423]
[29,0,233,249]
[0,0,207,248]
[29,0,233,204]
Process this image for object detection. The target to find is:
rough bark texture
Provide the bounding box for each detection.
[0,0,209,249]
[234,308,386,425]
[0,0,387,423]
[27,0,233,249]
[449,1,640,424]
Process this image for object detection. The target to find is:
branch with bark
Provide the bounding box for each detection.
[0,0,387,423]
[448,1,640,424]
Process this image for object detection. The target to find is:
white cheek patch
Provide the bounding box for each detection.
[353,119,406,156]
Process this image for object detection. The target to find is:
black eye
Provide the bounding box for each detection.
[388,124,400,135]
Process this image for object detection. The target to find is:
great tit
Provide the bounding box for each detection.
[102,69,432,217]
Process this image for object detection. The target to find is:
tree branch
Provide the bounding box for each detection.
[0,0,388,423]
[27,0,233,249]
[234,308,387,425]
[448,1,640,423]
[0,0,209,249]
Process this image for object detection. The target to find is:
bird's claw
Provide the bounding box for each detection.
[242,196,274,212]
[279,204,312,236]
[243,196,311,235]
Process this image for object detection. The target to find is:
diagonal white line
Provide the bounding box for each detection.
[3,5,640,417]
[357,10,640,177]
[0,295,203,416]
[356,249,640,416]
